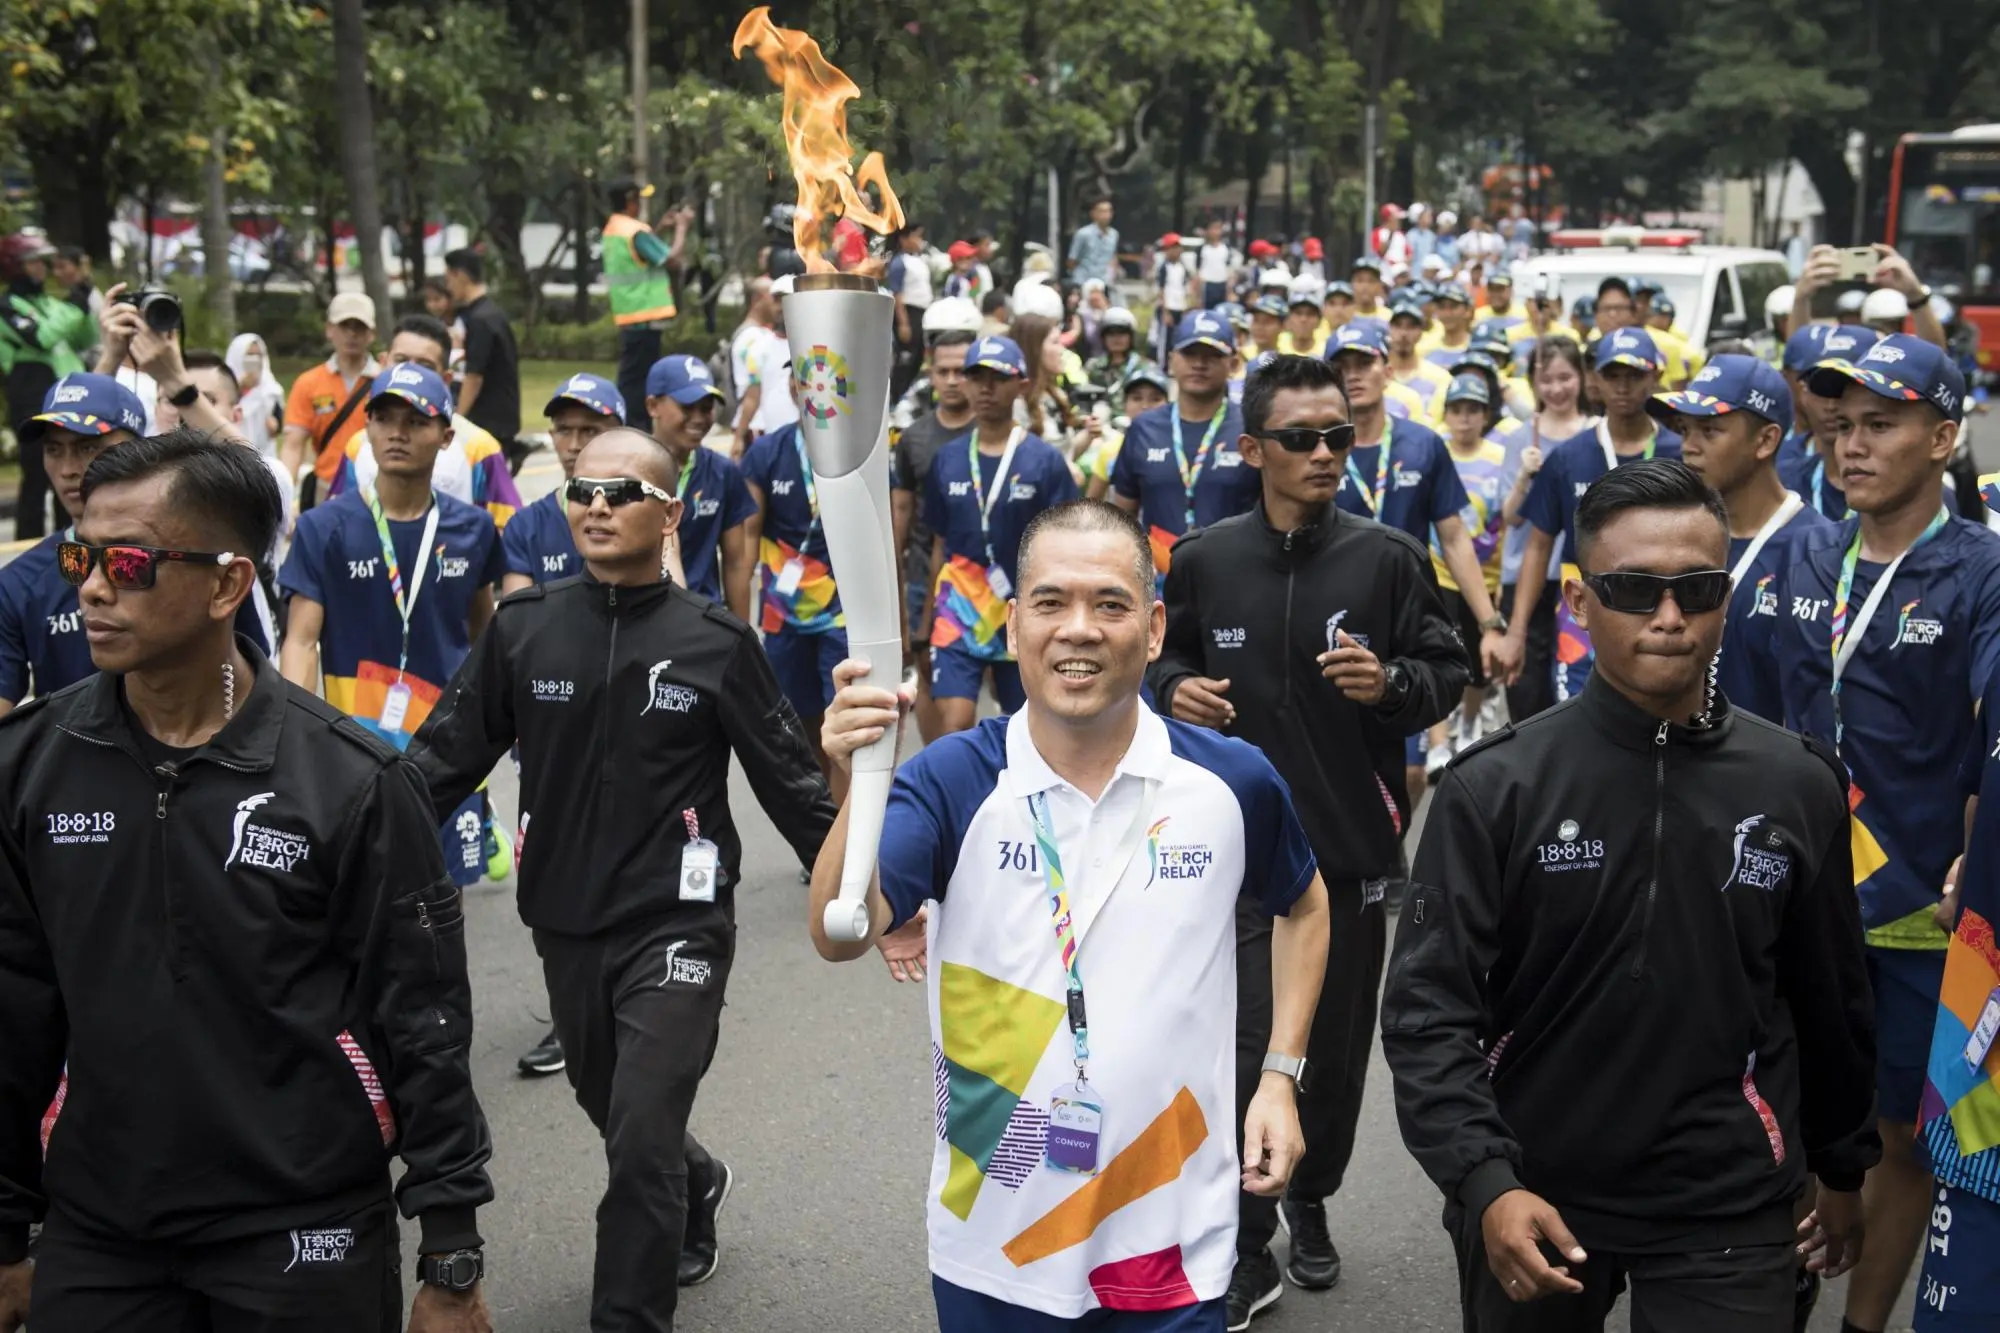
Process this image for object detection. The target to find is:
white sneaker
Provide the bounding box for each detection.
[1425,741,1454,782]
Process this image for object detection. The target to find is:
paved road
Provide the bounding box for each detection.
[447,449,1905,1331]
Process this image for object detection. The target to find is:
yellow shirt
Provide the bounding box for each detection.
[1278,330,1327,357]
[1649,325,1702,389]
[1384,379,1432,423]
[1393,359,1452,422]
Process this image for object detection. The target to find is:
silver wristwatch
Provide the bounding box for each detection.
[1261,1052,1309,1093]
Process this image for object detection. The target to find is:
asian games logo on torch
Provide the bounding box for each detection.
[796,344,854,428]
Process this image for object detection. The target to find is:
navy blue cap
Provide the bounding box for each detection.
[1468,333,1513,364]
[1387,300,1427,325]
[543,371,627,421]
[1445,372,1491,406]
[1434,283,1471,306]
[1174,309,1237,353]
[21,373,148,444]
[1125,365,1172,395]
[646,354,726,405]
[368,363,454,419]
[1327,322,1389,360]
[1652,296,1676,320]
[1350,256,1384,275]
[1783,323,1878,375]
[1245,350,1281,377]
[1471,318,1511,344]
[1450,351,1503,380]
[1593,326,1662,371]
[967,335,1028,377]
[1324,281,1354,298]
[1648,353,1794,435]
[1252,294,1289,319]
[1805,332,1967,424]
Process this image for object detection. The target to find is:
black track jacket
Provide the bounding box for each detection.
[0,646,492,1262]
[410,575,836,937]
[1151,500,1468,884]
[1382,675,1880,1252]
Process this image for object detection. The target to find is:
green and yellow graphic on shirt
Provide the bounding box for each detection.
[1852,783,1949,948]
[936,963,1064,1219]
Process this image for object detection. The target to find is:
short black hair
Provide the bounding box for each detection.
[56,245,86,264]
[392,312,453,362]
[1242,354,1350,439]
[422,275,451,298]
[980,290,1009,315]
[181,349,240,398]
[1597,275,1632,301]
[80,428,283,562]
[1017,499,1154,600]
[1574,458,1727,570]
[605,178,641,210]
[444,248,484,282]
[930,329,977,351]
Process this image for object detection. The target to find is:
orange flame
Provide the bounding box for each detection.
[732,6,904,274]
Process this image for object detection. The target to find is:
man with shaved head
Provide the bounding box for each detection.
[409,428,836,1332]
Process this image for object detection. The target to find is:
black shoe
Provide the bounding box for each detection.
[1224,1249,1283,1331]
[677,1159,733,1287]
[1793,1268,1819,1333]
[1278,1196,1342,1289]
[516,1028,564,1076]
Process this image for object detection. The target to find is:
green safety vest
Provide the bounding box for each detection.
[0,292,89,378]
[602,214,677,326]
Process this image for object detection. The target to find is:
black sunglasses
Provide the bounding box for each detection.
[564,476,675,507]
[57,541,236,591]
[1582,570,1732,615]
[1261,424,1357,455]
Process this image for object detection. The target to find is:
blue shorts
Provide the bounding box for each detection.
[1406,733,1425,766]
[930,643,1025,709]
[931,1276,1225,1332]
[764,626,848,718]
[1915,1183,2000,1332]
[1868,945,1949,1124]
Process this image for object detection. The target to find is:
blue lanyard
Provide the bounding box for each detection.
[963,429,1022,570]
[1173,409,1227,531]
[1346,418,1397,515]
[1829,507,1949,752]
[791,431,820,546]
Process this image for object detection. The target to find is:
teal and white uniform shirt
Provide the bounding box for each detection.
[877,706,1316,1319]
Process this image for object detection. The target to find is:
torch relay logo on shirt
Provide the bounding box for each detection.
[1142,816,1213,888]
[642,660,700,715]
[1720,814,1790,892]
[225,792,313,873]
[1897,598,1945,647]
[284,1226,355,1272]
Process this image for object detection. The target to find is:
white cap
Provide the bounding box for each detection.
[1408,202,1429,220]
[1764,284,1795,319]
[1860,287,1910,322]
[326,291,377,329]
[1420,253,1450,276]
[921,295,981,334]
[1259,264,1292,290]
[1011,278,1064,320]
[1436,209,1458,229]
[1835,288,1866,314]
[1287,275,1325,306]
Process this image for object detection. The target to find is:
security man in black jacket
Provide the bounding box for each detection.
[1152,353,1467,1322]
[410,427,836,1333]
[0,432,493,1333]
[1382,460,1879,1333]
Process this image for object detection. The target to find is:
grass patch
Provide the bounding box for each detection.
[272,358,613,432]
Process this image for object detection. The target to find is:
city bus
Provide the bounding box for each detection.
[1884,125,2000,369]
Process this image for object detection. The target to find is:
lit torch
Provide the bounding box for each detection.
[734,6,905,943]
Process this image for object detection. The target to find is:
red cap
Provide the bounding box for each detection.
[1248,239,1277,258]
[947,240,976,260]
[1380,202,1404,221]
[1158,232,1183,248]
[1302,237,1324,259]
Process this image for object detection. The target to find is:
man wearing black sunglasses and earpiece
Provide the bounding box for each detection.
[1152,353,1467,1327]
[408,427,835,1333]
[0,431,494,1333]
[1383,458,1879,1333]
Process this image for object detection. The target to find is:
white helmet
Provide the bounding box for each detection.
[1259,264,1293,290]
[1011,278,1064,321]
[1860,287,1911,323]
[922,296,982,335]
[1287,275,1325,307]
[1764,284,1795,320]
[1835,288,1866,315]
[1101,306,1138,332]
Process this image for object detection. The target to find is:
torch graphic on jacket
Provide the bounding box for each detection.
[735,7,906,942]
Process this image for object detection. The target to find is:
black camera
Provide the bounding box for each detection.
[117,284,182,335]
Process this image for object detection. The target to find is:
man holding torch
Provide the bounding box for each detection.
[811,498,1331,1331]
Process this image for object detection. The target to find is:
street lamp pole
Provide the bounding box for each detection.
[631,0,649,187]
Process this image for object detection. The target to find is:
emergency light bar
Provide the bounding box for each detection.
[1548,227,1704,251]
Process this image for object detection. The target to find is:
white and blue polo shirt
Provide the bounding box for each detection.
[879,705,1317,1318]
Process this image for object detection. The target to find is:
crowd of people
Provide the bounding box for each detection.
[0,181,1996,1333]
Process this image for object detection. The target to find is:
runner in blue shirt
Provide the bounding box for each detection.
[277,364,507,885]
[1108,310,1257,589]
[0,374,148,715]
[919,335,1078,734]
[1779,324,1877,520]
[644,354,757,618]
[500,372,625,594]
[1769,333,2000,1333]
[1648,353,1831,723]
[742,399,891,787]
[1514,327,1684,701]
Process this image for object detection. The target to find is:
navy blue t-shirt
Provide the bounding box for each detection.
[1333,417,1469,543]
[673,446,758,602]
[1522,422,1686,562]
[1718,503,1832,723]
[499,489,580,583]
[1109,403,1259,553]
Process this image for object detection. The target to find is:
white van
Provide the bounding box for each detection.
[1513,228,1793,353]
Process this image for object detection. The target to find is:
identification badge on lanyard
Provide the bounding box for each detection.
[379,679,413,733]
[987,564,1014,600]
[774,557,806,597]
[1967,985,2000,1072]
[678,808,719,902]
[1046,1081,1105,1174]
